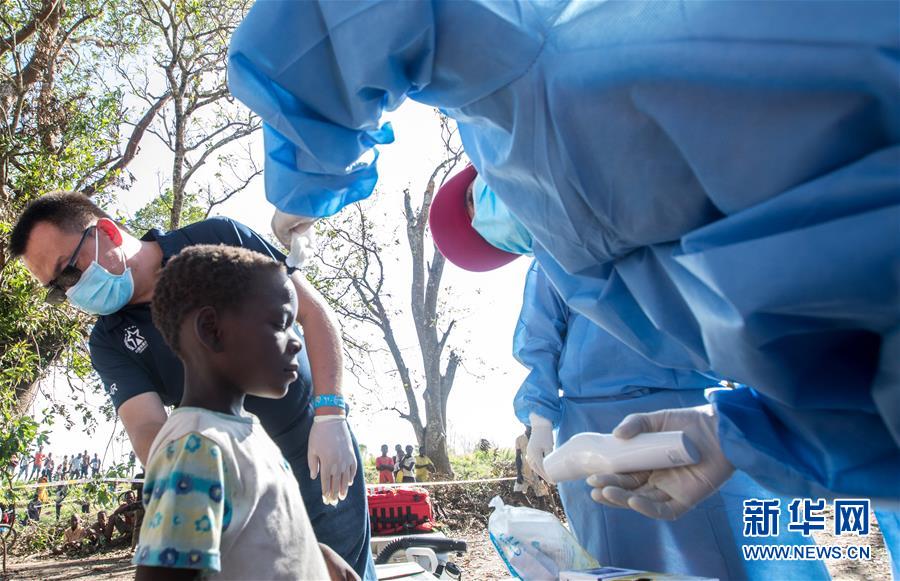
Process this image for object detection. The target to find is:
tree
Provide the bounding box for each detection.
[308,116,464,475]
[131,0,261,230]
[127,187,204,233]
[0,0,160,488]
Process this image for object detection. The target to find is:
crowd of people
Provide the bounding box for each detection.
[5,1,898,579]
[374,445,436,484]
[11,448,102,482]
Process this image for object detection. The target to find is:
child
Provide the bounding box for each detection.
[134,245,355,580]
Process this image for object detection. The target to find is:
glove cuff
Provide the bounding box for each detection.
[313,415,347,424]
[528,413,553,429]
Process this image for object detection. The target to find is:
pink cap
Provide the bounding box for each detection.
[429,165,520,272]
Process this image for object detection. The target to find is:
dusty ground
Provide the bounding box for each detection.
[1,529,508,581]
[4,548,134,580]
[3,522,891,581]
[2,502,891,580]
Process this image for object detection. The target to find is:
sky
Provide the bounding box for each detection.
[31,101,533,464]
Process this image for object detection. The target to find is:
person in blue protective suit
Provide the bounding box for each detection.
[515,261,830,580]
[227,0,899,525]
[226,0,900,510]
[431,169,900,574]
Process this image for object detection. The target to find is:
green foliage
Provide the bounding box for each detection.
[128,189,206,232]
[0,0,146,491]
[5,467,135,557]
[364,449,515,484]
[0,258,86,491]
[450,449,516,480]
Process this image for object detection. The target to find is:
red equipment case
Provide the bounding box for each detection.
[368,486,435,535]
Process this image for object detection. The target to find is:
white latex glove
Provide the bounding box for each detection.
[271,209,317,269]
[586,404,734,521]
[527,413,555,483]
[308,415,358,506]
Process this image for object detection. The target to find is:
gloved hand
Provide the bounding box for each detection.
[271,209,317,269]
[586,404,734,521]
[308,415,358,506]
[527,413,555,482]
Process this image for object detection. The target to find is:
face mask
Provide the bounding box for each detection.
[66,229,134,315]
[470,175,533,255]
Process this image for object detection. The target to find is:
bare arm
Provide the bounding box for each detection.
[291,273,345,417]
[118,392,168,466]
[319,543,360,581]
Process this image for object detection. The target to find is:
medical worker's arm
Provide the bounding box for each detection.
[513,263,570,480]
[513,262,569,427]
[588,404,735,520]
[227,0,426,219]
[118,394,169,466]
[228,0,543,220]
[292,273,358,505]
[711,387,900,499]
[660,148,900,500]
[89,328,168,466]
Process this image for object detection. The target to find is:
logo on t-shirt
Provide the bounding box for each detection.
[123,326,148,354]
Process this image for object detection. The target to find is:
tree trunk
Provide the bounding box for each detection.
[14,379,41,416]
[169,103,185,230]
[424,421,452,477]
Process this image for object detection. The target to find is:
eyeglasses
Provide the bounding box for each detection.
[45,226,95,305]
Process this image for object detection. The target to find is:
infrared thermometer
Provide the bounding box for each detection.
[543,431,699,483]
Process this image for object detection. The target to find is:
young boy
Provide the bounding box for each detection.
[134,245,355,580]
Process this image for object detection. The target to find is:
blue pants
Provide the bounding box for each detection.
[277,414,376,581]
[557,388,830,580]
[875,506,900,580]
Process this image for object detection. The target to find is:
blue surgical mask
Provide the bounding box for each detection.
[65,230,134,315]
[470,175,533,255]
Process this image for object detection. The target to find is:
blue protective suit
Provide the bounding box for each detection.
[228,1,900,499]
[514,262,830,579]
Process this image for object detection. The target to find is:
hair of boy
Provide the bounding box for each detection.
[9,191,114,257]
[151,244,286,356]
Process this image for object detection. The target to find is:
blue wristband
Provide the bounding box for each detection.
[313,394,347,411]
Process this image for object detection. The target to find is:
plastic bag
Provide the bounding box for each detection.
[488,496,598,580]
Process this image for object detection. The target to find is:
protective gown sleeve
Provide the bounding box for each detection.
[540,145,900,500]
[686,146,900,500]
[227,0,545,218]
[512,262,569,427]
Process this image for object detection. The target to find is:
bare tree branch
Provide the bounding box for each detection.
[307,113,465,473]
[81,91,172,196]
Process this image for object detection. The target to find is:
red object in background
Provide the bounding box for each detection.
[368,486,435,536]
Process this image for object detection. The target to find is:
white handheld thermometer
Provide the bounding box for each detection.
[543,431,699,483]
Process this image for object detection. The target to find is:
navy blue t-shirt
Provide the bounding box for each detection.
[89,217,314,457]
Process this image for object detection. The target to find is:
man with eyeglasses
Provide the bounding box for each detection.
[8,191,376,580]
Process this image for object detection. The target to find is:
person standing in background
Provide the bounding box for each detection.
[59,455,69,480]
[16,451,30,481]
[42,453,54,480]
[392,444,404,481]
[70,452,82,480]
[398,445,416,484]
[414,447,435,483]
[79,450,89,479]
[375,445,395,484]
[30,448,44,481]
